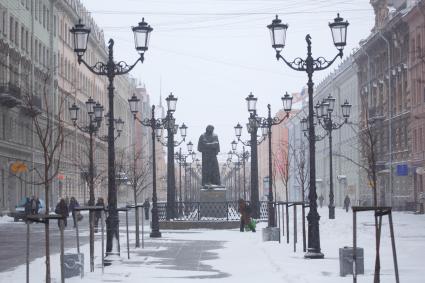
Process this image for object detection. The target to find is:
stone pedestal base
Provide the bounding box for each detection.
[199,186,227,219]
[262,227,280,242]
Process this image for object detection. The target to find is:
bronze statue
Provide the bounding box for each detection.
[197,125,221,186]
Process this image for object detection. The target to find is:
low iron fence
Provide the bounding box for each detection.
[157,201,269,221]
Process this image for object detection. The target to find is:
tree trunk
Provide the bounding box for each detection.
[134,182,139,248]
[44,167,51,283]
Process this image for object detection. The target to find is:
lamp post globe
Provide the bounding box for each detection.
[329,13,349,51]
[282,92,293,113]
[267,15,288,53]
[86,97,96,116]
[166,92,177,113]
[69,103,79,123]
[128,94,140,116]
[70,19,90,58]
[93,102,104,122]
[132,18,153,55]
[231,140,238,151]
[234,123,243,138]
[325,94,336,113]
[341,100,352,120]
[246,92,257,113]
[187,141,193,153]
[179,123,188,138]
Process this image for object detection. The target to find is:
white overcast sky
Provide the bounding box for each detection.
[81,0,374,157]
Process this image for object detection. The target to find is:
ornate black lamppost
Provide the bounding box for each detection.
[69,98,123,270]
[267,13,349,258]
[233,92,267,218]
[70,18,153,256]
[131,92,187,220]
[174,146,191,216]
[127,103,165,238]
[230,141,250,200]
[257,94,293,227]
[301,96,351,219]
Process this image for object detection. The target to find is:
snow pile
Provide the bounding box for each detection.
[0,208,424,282]
[0,215,14,224]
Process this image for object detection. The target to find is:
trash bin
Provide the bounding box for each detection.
[64,253,84,278]
[339,247,364,277]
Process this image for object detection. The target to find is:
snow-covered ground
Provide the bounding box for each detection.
[0,215,14,224]
[0,207,424,282]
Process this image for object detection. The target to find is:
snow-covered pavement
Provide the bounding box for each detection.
[0,207,424,282]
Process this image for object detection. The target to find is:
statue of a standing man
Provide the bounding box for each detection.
[197,125,221,186]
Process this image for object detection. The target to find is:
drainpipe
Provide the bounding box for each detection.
[379,32,393,207]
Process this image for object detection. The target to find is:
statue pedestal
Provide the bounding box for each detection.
[199,186,227,219]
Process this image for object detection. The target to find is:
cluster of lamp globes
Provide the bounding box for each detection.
[69,97,124,134]
[234,91,293,139]
[300,94,352,133]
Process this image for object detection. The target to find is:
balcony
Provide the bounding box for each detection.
[0,82,22,108]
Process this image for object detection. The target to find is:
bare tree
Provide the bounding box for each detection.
[115,146,152,247]
[21,70,66,283]
[291,140,309,252]
[334,99,382,282]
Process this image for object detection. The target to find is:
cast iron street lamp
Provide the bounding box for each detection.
[230,142,250,200]
[71,18,153,257]
[132,92,187,220]
[258,94,293,227]
[128,104,164,238]
[234,92,267,218]
[174,146,191,216]
[69,98,123,270]
[267,13,349,258]
[301,96,352,219]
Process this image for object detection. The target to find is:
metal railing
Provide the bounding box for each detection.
[157,201,269,221]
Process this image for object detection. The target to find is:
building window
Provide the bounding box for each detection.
[53,16,56,36]
[34,0,38,20]
[20,26,24,51]
[43,5,46,28]
[0,8,6,36]
[9,16,13,43]
[25,30,28,53]
[14,21,18,47]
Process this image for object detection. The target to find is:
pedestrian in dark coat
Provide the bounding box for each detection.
[69,197,80,228]
[24,197,31,215]
[94,197,105,233]
[143,199,150,220]
[344,195,351,212]
[238,199,255,232]
[55,198,69,228]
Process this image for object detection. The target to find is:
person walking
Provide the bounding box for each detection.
[94,197,105,233]
[55,198,69,228]
[143,199,150,220]
[344,195,351,212]
[69,197,80,228]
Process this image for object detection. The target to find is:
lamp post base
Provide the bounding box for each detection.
[329,205,335,219]
[304,249,324,259]
[150,231,162,238]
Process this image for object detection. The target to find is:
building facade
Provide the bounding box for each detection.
[355,0,413,209]
[0,0,140,214]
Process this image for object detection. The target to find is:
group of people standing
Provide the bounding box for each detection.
[24,196,41,215]
[55,197,81,228]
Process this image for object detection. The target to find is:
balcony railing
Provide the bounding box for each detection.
[0,82,21,107]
